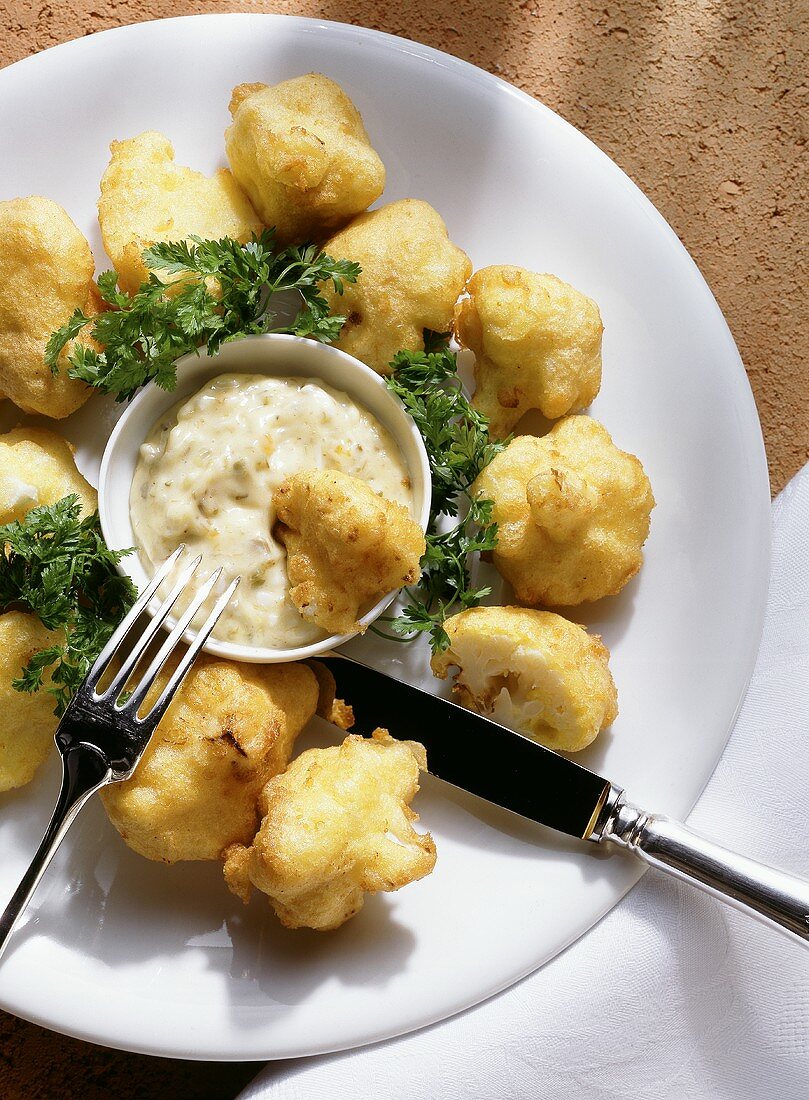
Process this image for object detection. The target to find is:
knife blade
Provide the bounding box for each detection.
[317,656,809,944]
[317,655,614,840]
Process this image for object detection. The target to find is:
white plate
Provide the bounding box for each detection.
[0,14,770,1060]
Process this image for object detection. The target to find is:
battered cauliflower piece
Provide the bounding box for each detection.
[0,427,97,524]
[274,469,425,636]
[223,729,436,931]
[0,432,94,791]
[225,74,385,245]
[100,654,322,863]
[98,131,262,293]
[474,416,654,606]
[307,659,356,731]
[431,606,617,752]
[320,200,472,374]
[454,266,603,438]
[0,612,61,791]
[0,196,96,418]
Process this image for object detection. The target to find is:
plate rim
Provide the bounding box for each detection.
[0,11,771,1061]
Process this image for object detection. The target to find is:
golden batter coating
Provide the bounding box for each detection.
[100,654,322,863]
[431,606,618,752]
[0,196,96,419]
[473,416,654,606]
[307,659,355,731]
[0,612,61,792]
[320,200,472,374]
[225,74,385,245]
[223,728,436,931]
[454,266,603,438]
[0,427,97,524]
[98,130,262,293]
[274,469,425,636]
[0,429,96,789]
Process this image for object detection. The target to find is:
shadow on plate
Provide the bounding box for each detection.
[4,774,417,1010]
[1,692,622,1013]
[223,893,417,1017]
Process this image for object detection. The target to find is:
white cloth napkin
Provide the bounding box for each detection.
[241,465,809,1100]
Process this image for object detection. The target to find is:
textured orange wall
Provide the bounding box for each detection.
[0,3,806,1097]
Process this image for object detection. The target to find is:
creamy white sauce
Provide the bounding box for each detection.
[130,373,413,648]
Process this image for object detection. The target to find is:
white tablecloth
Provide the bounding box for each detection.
[241,465,809,1100]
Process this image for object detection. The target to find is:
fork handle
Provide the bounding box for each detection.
[594,792,809,942]
[0,744,112,962]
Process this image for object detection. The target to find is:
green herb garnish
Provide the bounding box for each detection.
[45,231,361,402]
[385,344,506,519]
[375,343,509,653]
[44,236,498,660]
[0,496,137,715]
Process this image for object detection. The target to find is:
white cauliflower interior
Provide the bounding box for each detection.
[431,606,617,752]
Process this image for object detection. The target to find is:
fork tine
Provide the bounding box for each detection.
[84,545,186,691]
[99,553,203,701]
[123,566,227,716]
[0,569,240,967]
[135,577,241,728]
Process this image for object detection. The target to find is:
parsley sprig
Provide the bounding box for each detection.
[0,496,137,715]
[375,343,509,653]
[45,231,361,402]
[385,343,505,519]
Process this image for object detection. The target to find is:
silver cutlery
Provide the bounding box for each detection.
[320,655,809,943]
[0,547,239,962]
[3,575,805,960]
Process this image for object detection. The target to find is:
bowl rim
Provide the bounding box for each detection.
[98,333,432,663]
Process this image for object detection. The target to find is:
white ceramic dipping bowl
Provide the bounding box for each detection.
[99,334,432,663]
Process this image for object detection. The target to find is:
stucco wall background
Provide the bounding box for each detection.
[0,2,806,1097]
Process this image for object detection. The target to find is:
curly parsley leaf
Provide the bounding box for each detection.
[385,344,507,519]
[46,231,361,402]
[43,307,92,371]
[375,347,508,653]
[422,328,452,354]
[0,496,137,715]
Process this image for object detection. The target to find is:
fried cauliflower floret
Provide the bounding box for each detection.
[225,74,385,245]
[454,267,603,438]
[474,417,654,606]
[0,427,97,524]
[98,131,262,293]
[0,613,61,791]
[0,433,95,790]
[307,659,356,731]
[320,200,472,374]
[223,729,436,930]
[100,654,322,863]
[431,606,617,752]
[0,196,96,418]
[274,469,425,636]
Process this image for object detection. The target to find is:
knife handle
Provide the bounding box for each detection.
[592,789,809,942]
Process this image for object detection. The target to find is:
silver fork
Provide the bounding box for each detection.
[0,547,239,963]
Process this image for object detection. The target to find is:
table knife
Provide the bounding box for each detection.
[319,655,809,943]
